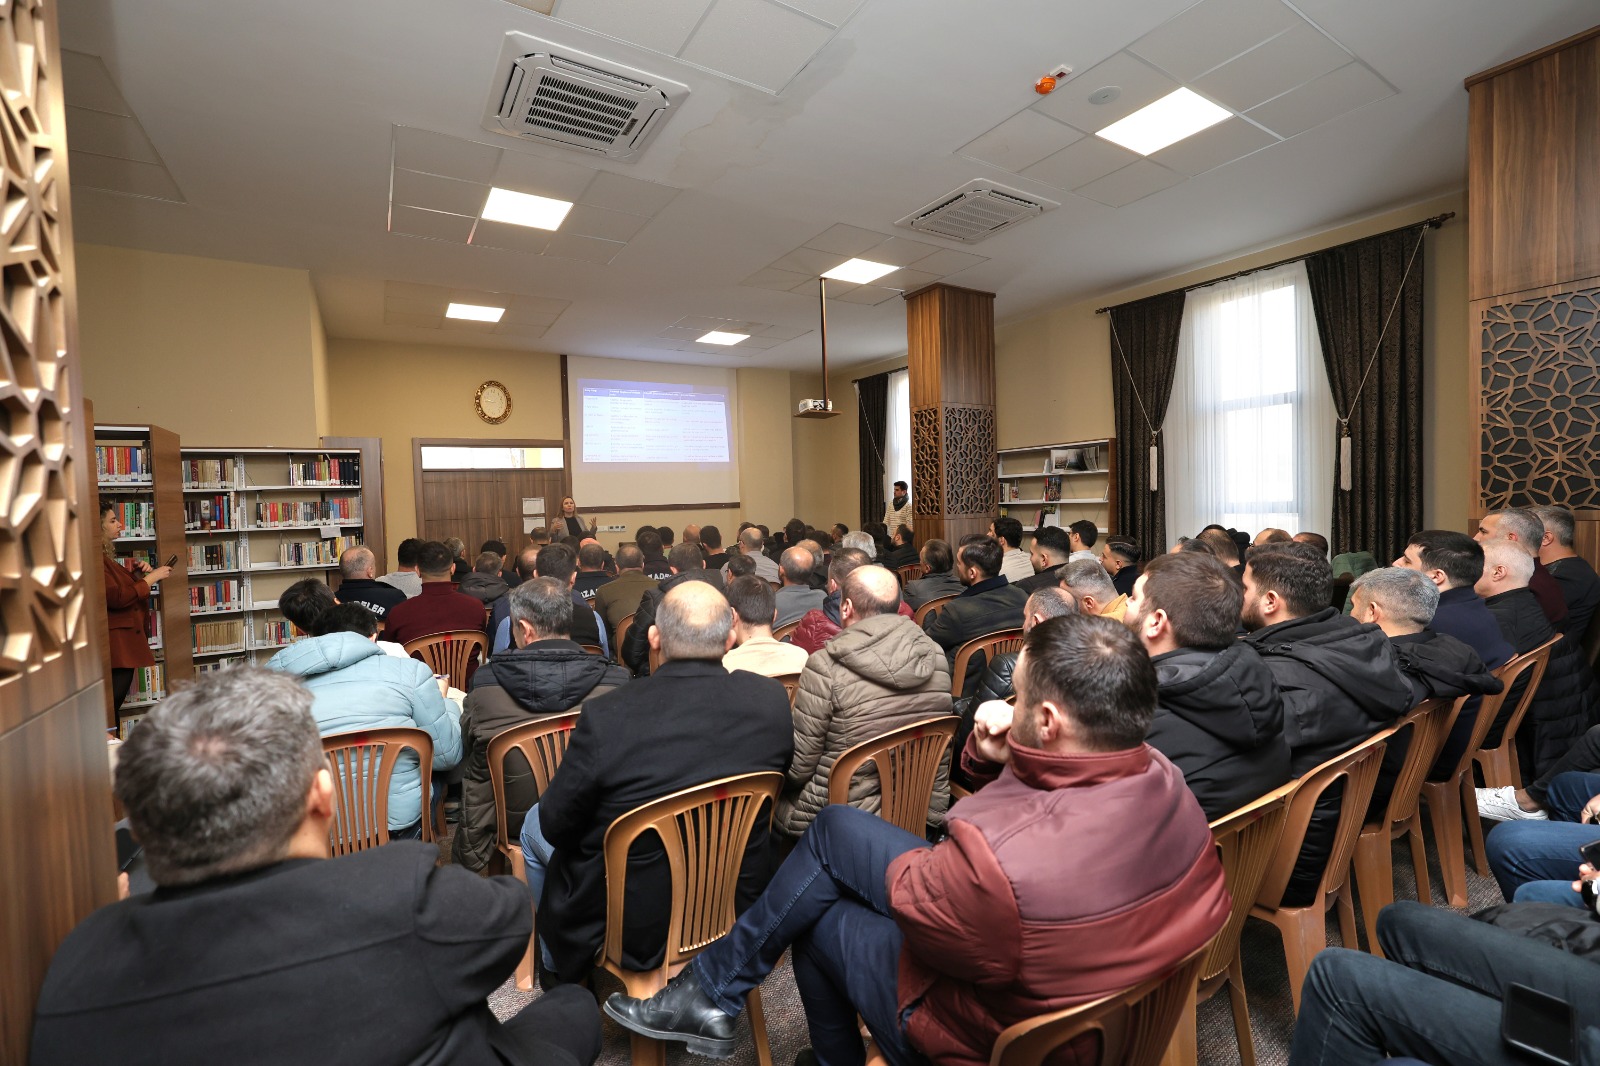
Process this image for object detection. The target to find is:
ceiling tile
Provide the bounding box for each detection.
[738,335,784,349]
[661,326,709,340]
[1072,159,1186,208]
[862,236,942,267]
[384,295,447,316]
[795,277,858,296]
[880,267,941,291]
[553,0,713,54]
[675,315,736,331]
[69,151,185,202]
[578,170,680,216]
[1192,23,1351,112]
[679,0,835,93]
[493,321,552,339]
[391,168,489,216]
[564,204,650,242]
[831,284,900,306]
[773,246,849,275]
[1127,0,1301,82]
[385,312,445,329]
[385,281,442,301]
[1031,52,1179,132]
[758,324,811,340]
[1246,61,1396,138]
[491,149,597,202]
[742,266,813,291]
[1148,116,1279,176]
[501,309,562,327]
[62,51,130,115]
[390,205,476,243]
[393,126,500,183]
[912,248,988,276]
[1021,136,1140,191]
[771,0,862,28]
[544,232,625,264]
[65,107,160,163]
[442,318,499,333]
[505,294,571,315]
[805,223,886,257]
[959,109,1084,173]
[470,219,553,254]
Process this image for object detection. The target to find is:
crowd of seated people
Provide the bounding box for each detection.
[33,503,1600,1066]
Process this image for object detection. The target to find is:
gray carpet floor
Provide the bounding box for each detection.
[444,819,1506,1066]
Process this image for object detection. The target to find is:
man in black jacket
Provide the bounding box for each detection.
[1242,541,1413,904]
[904,538,963,609]
[525,581,793,984]
[31,667,601,1066]
[922,534,1028,690]
[1127,551,1290,821]
[1534,504,1600,645]
[452,577,630,872]
[882,524,919,570]
[1015,526,1071,593]
[621,541,726,674]
[331,545,407,621]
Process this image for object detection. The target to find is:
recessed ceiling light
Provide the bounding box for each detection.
[1094,87,1231,155]
[698,330,750,345]
[822,258,896,284]
[481,186,573,230]
[446,302,506,322]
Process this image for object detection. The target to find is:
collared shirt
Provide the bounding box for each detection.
[723,635,811,678]
[1068,549,1097,565]
[999,548,1034,584]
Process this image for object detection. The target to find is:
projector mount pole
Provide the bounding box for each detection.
[818,276,829,409]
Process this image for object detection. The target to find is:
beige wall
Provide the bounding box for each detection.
[994,190,1472,533]
[76,244,324,445]
[790,353,906,530]
[310,293,330,438]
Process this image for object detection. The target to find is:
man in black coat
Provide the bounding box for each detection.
[922,534,1028,693]
[1128,551,1291,821]
[1014,526,1072,594]
[1242,541,1413,905]
[31,667,600,1066]
[903,538,963,609]
[331,545,408,621]
[490,543,606,654]
[620,541,726,675]
[527,580,792,984]
[1534,504,1600,646]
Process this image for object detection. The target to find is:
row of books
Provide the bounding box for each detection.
[289,457,360,485]
[197,656,247,675]
[278,539,341,567]
[258,619,298,646]
[190,579,243,612]
[110,501,155,535]
[188,542,238,571]
[254,498,362,526]
[183,457,237,487]
[97,445,149,481]
[193,618,246,655]
[118,715,147,740]
[185,496,237,530]
[146,603,162,647]
[126,663,165,705]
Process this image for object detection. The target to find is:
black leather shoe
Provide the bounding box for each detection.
[603,970,737,1059]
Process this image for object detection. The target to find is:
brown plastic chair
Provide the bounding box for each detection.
[896,563,927,586]
[615,613,635,659]
[991,945,1209,1066]
[579,643,605,656]
[913,593,957,627]
[773,672,802,707]
[599,772,784,1066]
[404,629,488,691]
[322,727,434,854]
[1164,787,1291,1066]
[1349,697,1464,953]
[1249,726,1393,1010]
[826,716,958,836]
[488,712,581,991]
[773,619,802,644]
[950,629,1024,698]
[1473,635,1559,789]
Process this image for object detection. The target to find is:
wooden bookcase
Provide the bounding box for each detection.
[996,438,1118,539]
[93,423,193,730]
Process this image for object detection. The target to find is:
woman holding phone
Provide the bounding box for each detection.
[100,500,174,711]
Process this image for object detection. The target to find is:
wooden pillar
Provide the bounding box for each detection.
[905,284,997,547]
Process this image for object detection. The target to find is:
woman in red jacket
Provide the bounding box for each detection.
[100,501,172,711]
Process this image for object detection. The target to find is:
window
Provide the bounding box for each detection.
[418,446,565,470]
[1164,261,1335,540]
[884,369,911,503]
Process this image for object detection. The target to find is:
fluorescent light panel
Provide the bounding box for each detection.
[697,330,750,345]
[446,302,506,322]
[822,258,896,284]
[480,186,573,230]
[1095,88,1231,155]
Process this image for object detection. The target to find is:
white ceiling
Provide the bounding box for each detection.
[59,0,1599,371]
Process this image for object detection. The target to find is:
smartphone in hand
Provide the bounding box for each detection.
[1502,983,1575,1065]
[164,554,179,569]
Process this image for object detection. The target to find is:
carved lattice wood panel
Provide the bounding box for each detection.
[1480,285,1600,510]
[0,0,81,682]
[941,405,997,516]
[911,406,942,517]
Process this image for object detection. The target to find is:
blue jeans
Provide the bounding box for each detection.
[1486,772,1600,901]
[690,805,932,1066]
[1514,879,1587,908]
[1546,772,1600,822]
[520,802,557,969]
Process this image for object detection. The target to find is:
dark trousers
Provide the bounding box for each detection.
[492,984,603,1066]
[111,668,135,712]
[691,805,931,1066]
[1485,772,1600,900]
[1529,726,1600,807]
[1289,901,1600,1065]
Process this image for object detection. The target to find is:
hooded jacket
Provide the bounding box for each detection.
[778,613,954,837]
[450,639,630,871]
[921,577,1030,692]
[456,570,509,606]
[620,569,725,675]
[904,569,965,610]
[790,588,915,654]
[1146,643,1292,821]
[267,633,463,830]
[1484,587,1600,778]
[1389,628,1506,778]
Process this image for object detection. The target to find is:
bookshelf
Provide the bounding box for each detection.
[997,438,1118,539]
[94,423,194,729]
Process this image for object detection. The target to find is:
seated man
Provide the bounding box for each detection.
[1294,530,1330,556]
[796,537,831,590]
[723,575,812,678]
[792,547,914,654]
[267,602,462,838]
[780,566,952,838]
[490,543,606,656]
[1060,558,1128,620]
[451,578,630,872]
[902,538,962,609]
[571,541,613,607]
[1101,535,1143,597]
[332,545,407,622]
[1066,518,1099,563]
[882,524,919,570]
[699,524,728,571]
[1015,526,1071,593]
[989,516,1033,583]
[723,525,781,584]
[458,550,509,606]
[524,581,793,984]
[1534,504,1600,645]
[622,541,725,675]
[1487,771,1600,904]
[923,535,1028,663]
[1125,552,1292,821]
[637,527,673,580]
[774,545,825,627]
[377,536,424,598]
[603,615,1229,1064]
[30,667,602,1066]
[592,544,659,637]
[1476,506,1568,629]
[383,540,488,646]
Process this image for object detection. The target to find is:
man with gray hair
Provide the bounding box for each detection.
[724,525,781,584]
[1533,504,1600,644]
[332,544,406,621]
[774,545,824,627]
[30,668,602,1066]
[525,581,793,984]
[841,529,878,560]
[1060,558,1127,621]
[1476,506,1569,629]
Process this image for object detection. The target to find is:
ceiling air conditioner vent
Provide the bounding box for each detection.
[485,33,688,162]
[897,180,1058,244]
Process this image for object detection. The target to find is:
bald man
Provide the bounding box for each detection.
[525,580,794,984]
[332,545,407,621]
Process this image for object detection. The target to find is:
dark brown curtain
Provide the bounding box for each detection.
[1109,291,1187,561]
[1305,226,1427,561]
[857,372,889,527]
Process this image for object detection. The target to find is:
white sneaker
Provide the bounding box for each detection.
[1476,786,1548,821]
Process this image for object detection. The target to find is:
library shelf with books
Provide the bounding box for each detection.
[92,424,194,728]
[996,438,1117,540]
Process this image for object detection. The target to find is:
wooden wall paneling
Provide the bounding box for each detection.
[321,436,385,576]
[149,425,192,686]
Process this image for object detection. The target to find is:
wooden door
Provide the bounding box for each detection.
[419,468,569,561]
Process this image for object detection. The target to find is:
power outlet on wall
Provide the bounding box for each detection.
[602,524,627,532]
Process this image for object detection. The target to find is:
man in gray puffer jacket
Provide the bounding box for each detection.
[777,565,953,838]
[452,577,629,871]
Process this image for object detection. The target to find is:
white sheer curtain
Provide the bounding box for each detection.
[1164,261,1335,542]
[884,369,911,502]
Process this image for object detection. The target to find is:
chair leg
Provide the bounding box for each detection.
[1334,888,1359,953]
[1268,906,1325,1012]
[1462,772,1491,877]
[1159,984,1198,1066]
[502,844,537,992]
[1407,822,1432,910]
[628,1030,667,1066]
[747,987,774,1066]
[1351,828,1394,956]
[1226,956,1256,1066]
[1422,781,1468,908]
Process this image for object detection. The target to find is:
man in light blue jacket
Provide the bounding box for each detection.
[267,602,462,836]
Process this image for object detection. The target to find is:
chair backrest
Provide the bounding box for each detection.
[988,945,1208,1066]
[1199,787,1291,984]
[403,630,488,690]
[601,771,785,974]
[1254,725,1394,910]
[322,727,433,854]
[615,613,635,658]
[578,643,605,656]
[1437,653,1526,783]
[826,716,958,836]
[913,593,957,627]
[897,563,927,586]
[1485,635,1560,754]
[1377,697,1465,827]
[950,629,1024,698]
[487,711,581,853]
[772,619,801,644]
[773,672,802,707]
